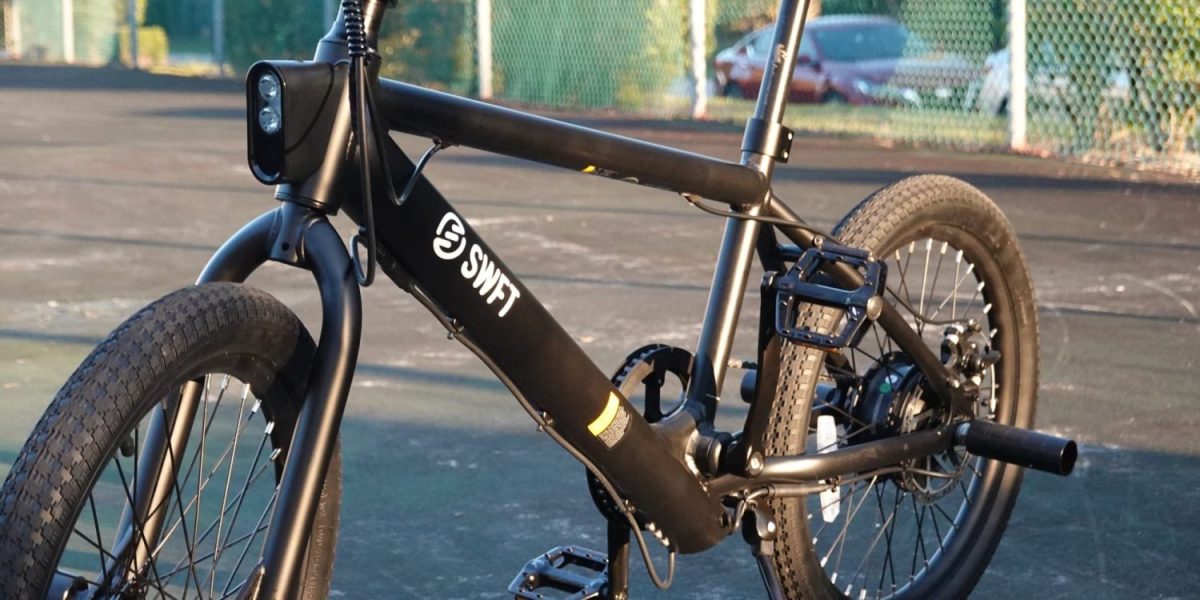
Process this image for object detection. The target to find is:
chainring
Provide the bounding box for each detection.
[586,344,694,522]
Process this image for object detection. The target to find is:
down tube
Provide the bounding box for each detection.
[345,141,728,554]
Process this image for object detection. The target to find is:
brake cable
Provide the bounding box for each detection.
[345,0,377,286]
[683,192,971,327]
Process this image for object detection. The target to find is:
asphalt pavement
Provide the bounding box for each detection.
[0,64,1198,599]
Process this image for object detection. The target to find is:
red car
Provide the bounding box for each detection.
[714,15,979,107]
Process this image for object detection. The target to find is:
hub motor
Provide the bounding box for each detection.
[841,320,998,505]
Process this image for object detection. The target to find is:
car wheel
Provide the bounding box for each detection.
[821,90,848,105]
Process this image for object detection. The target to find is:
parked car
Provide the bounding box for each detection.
[714,15,979,107]
[964,45,1131,115]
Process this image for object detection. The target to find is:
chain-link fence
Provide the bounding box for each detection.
[705,0,1008,148]
[2,0,1196,177]
[1026,1,1199,174]
[2,0,164,66]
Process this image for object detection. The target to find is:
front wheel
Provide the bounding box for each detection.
[766,175,1039,599]
[0,283,341,599]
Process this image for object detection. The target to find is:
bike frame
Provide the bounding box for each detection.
[141,0,995,597]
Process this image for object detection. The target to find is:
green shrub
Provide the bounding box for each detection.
[222,0,324,71]
[378,0,475,94]
[119,24,169,66]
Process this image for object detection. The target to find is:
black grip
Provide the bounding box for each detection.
[957,420,1077,476]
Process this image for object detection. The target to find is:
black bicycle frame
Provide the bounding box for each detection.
[172,0,1070,597]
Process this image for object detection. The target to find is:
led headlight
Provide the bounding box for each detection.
[257,73,280,101]
[246,61,344,185]
[258,106,281,134]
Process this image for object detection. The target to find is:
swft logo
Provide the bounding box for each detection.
[432,212,521,318]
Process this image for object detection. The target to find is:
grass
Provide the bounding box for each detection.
[703,96,1009,148]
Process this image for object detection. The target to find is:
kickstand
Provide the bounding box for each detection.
[604,519,631,600]
[743,506,786,600]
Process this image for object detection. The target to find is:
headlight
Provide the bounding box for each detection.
[258,106,281,134]
[246,61,343,185]
[853,78,877,96]
[257,73,280,100]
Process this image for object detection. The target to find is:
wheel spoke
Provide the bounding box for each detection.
[798,218,1021,599]
[917,239,932,333]
[158,403,205,600]
[221,491,278,597]
[821,476,880,568]
[156,392,263,555]
[112,453,172,594]
[909,495,929,580]
[208,383,252,597]
[844,484,897,595]
[162,453,275,581]
[921,242,948,335]
[86,493,111,585]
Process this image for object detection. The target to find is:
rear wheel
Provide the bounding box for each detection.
[0,283,341,599]
[766,175,1038,599]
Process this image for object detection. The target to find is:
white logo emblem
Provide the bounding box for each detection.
[431,212,522,318]
[432,212,467,260]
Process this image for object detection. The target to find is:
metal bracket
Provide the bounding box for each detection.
[235,565,265,600]
[741,505,786,600]
[267,202,320,266]
[741,117,794,163]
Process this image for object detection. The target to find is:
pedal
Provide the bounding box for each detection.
[774,241,886,350]
[508,546,609,600]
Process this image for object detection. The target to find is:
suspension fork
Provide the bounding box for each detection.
[120,203,361,599]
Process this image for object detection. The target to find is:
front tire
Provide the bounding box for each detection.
[766,176,1039,599]
[0,283,341,599]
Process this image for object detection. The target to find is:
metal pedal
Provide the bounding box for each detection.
[508,546,609,600]
[774,241,886,350]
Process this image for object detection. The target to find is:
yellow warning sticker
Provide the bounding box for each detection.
[589,392,630,449]
[588,392,620,435]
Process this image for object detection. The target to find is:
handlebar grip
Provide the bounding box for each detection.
[956,420,1077,476]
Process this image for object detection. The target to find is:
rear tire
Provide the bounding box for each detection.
[765,176,1038,599]
[0,283,341,599]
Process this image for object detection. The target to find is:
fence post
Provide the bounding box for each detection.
[6,0,20,58]
[213,0,225,74]
[476,0,493,99]
[1008,0,1028,150]
[125,0,138,68]
[689,0,707,119]
[61,0,75,62]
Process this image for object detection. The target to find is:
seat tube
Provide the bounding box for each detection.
[687,0,812,417]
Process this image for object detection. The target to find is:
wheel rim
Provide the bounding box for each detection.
[50,373,286,600]
[803,224,1023,599]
